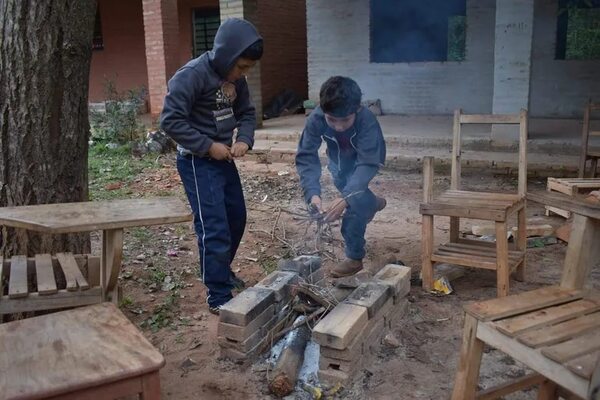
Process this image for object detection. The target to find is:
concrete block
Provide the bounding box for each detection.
[313,303,368,350]
[306,267,325,285]
[278,255,321,278]
[343,282,391,319]
[318,368,351,385]
[219,287,275,326]
[385,298,409,330]
[374,264,411,298]
[255,270,297,302]
[319,355,357,373]
[217,304,275,342]
[218,326,264,353]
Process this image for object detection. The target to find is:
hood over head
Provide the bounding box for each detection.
[209,18,262,79]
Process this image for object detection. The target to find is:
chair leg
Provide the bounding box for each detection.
[496,221,510,297]
[451,314,484,400]
[140,371,161,400]
[537,380,558,400]
[592,158,598,178]
[422,215,434,291]
[515,208,526,282]
[450,216,460,243]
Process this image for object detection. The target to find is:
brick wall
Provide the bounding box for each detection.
[89,0,148,102]
[257,0,308,108]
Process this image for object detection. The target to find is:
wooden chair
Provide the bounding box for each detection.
[420,109,528,297]
[0,302,165,399]
[451,190,600,400]
[579,100,600,178]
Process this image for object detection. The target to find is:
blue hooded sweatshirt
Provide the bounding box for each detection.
[296,106,386,209]
[160,18,261,156]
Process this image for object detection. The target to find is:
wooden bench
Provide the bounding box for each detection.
[0,253,100,315]
[451,190,600,399]
[545,177,600,219]
[0,197,192,316]
[0,302,164,399]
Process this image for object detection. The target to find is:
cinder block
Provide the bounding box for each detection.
[320,321,367,361]
[278,255,321,278]
[385,298,409,330]
[255,270,297,302]
[217,304,275,342]
[218,325,265,353]
[306,267,325,285]
[343,282,391,319]
[319,355,357,373]
[313,303,368,350]
[318,368,351,385]
[374,264,411,298]
[219,287,275,326]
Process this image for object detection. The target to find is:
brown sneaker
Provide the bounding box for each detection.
[330,258,363,278]
[376,196,387,212]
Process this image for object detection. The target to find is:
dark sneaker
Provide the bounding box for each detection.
[230,274,246,291]
[331,258,363,278]
[376,196,387,212]
[208,304,224,316]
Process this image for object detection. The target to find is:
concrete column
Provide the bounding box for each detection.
[219,0,263,126]
[491,0,534,141]
[142,0,180,115]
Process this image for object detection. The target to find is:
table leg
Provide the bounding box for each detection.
[561,214,600,290]
[101,228,124,303]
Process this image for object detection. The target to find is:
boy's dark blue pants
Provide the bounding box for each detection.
[328,164,379,260]
[177,154,246,307]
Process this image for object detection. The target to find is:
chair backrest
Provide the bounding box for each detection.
[579,100,600,178]
[451,109,528,197]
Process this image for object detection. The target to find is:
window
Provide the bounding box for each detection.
[93,6,103,50]
[192,9,220,58]
[556,0,600,60]
[370,0,467,63]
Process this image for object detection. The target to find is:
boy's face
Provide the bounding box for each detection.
[227,57,256,82]
[324,112,356,133]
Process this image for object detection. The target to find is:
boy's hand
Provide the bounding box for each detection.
[231,142,249,157]
[323,197,347,223]
[208,142,233,161]
[309,195,323,214]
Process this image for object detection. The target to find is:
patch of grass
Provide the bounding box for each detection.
[119,296,134,308]
[259,255,278,274]
[141,291,180,333]
[130,227,152,242]
[149,265,167,285]
[88,143,158,200]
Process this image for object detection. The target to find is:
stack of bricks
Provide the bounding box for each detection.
[313,264,411,384]
[218,255,322,360]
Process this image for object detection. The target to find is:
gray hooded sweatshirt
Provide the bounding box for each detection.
[160,18,261,156]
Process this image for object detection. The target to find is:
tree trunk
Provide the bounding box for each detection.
[0,0,96,256]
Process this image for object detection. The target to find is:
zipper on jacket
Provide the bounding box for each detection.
[323,134,341,167]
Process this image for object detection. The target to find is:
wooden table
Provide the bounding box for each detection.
[527,190,600,290]
[0,197,192,303]
[0,302,164,399]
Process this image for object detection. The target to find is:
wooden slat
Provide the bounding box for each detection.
[565,351,600,379]
[460,114,521,124]
[438,243,523,262]
[34,253,58,295]
[590,131,600,137]
[0,256,3,298]
[517,311,600,348]
[465,286,582,322]
[475,373,544,400]
[431,252,497,270]
[8,255,28,299]
[588,151,600,158]
[527,190,600,220]
[494,299,600,337]
[420,203,507,221]
[542,329,600,364]
[0,287,102,314]
[56,252,89,291]
[436,196,515,207]
[445,190,521,201]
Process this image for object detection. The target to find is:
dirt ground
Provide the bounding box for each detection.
[112,153,599,400]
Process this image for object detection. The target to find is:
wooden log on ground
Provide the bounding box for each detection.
[268,324,311,397]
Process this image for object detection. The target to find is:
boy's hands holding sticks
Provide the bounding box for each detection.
[309,195,347,223]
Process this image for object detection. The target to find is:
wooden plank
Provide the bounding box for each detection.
[475,373,544,400]
[545,205,571,219]
[421,214,434,291]
[0,287,103,314]
[527,190,600,220]
[561,214,600,290]
[459,114,521,124]
[441,243,523,262]
[496,221,510,297]
[548,179,574,196]
[565,350,600,379]
[56,252,89,291]
[445,190,521,201]
[423,156,434,203]
[420,203,506,221]
[590,131,600,137]
[518,109,527,196]
[0,256,3,298]
[494,299,600,337]
[0,197,192,234]
[0,302,164,399]
[8,255,28,299]
[542,329,600,364]
[465,286,582,322]
[517,311,600,348]
[451,314,484,400]
[34,253,58,295]
[431,252,497,270]
[451,109,462,190]
[476,322,589,399]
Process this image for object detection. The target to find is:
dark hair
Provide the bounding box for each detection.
[240,39,264,60]
[319,76,362,117]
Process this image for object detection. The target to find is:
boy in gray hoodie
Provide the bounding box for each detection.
[160,18,262,314]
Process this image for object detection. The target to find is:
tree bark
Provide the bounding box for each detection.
[0,0,96,256]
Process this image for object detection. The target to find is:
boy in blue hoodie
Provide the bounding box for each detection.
[160,18,262,314]
[296,76,386,278]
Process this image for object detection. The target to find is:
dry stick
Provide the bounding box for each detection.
[272,306,326,341]
[271,207,282,240]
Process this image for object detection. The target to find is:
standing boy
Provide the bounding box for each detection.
[296,76,386,278]
[160,18,262,314]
